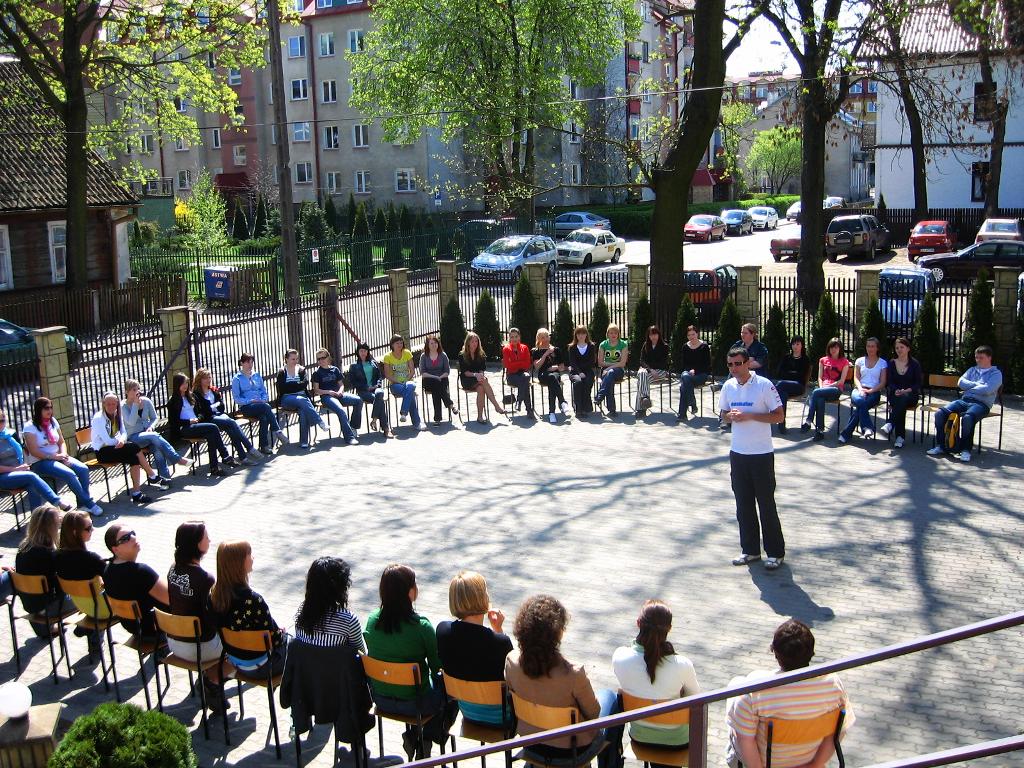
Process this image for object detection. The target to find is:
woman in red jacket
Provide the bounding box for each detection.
[502,328,534,419]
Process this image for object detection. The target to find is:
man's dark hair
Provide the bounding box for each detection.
[771,619,815,671]
[727,346,750,362]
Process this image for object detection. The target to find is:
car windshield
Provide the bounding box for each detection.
[722,210,743,220]
[750,207,769,215]
[983,221,1017,232]
[565,232,598,245]
[880,275,927,294]
[484,238,527,255]
[828,219,864,233]
[914,224,946,235]
[690,216,714,226]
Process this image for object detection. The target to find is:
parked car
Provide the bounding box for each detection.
[916,239,1024,282]
[0,319,80,367]
[825,214,890,262]
[769,235,802,262]
[786,201,802,221]
[470,235,558,281]
[878,266,936,335]
[721,209,754,236]
[553,211,610,236]
[975,218,1023,243]
[907,220,957,262]
[457,218,517,256]
[555,228,625,267]
[749,206,779,230]
[824,196,846,209]
[682,264,737,310]
[684,215,726,243]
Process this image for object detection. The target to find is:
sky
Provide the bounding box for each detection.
[725,17,800,77]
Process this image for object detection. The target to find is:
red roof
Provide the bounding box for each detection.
[710,168,732,185]
[215,172,250,191]
[691,168,714,187]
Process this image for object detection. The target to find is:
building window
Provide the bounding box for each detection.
[349,79,357,103]
[348,29,364,52]
[288,36,306,58]
[665,62,672,80]
[642,41,649,62]
[868,80,878,94]
[327,171,342,193]
[234,104,245,119]
[140,133,155,153]
[177,169,192,190]
[0,225,12,290]
[317,0,331,7]
[271,125,278,144]
[268,83,274,103]
[322,79,337,103]
[569,122,580,143]
[293,121,310,142]
[974,81,996,121]
[228,68,242,85]
[850,81,863,94]
[568,163,580,185]
[319,32,335,56]
[355,170,369,193]
[569,80,578,100]
[641,87,652,104]
[292,0,304,10]
[173,96,188,113]
[175,137,189,151]
[296,162,313,184]
[323,125,340,149]
[867,101,877,113]
[971,161,989,202]
[641,1,650,20]
[291,78,309,100]
[395,168,416,192]
[48,221,67,285]
[205,51,216,68]
[211,128,221,148]
[628,116,640,140]
[756,86,768,99]
[232,145,247,166]
[353,123,369,147]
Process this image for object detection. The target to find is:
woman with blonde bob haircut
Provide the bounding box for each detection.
[436,571,513,725]
[210,540,287,676]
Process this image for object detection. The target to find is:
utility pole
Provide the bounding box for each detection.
[267,0,303,350]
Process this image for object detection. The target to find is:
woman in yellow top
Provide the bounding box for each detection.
[382,334,426,431]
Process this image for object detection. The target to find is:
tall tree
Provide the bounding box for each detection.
[746,127,802,194]
[0,1,268,288]
[349,0,640,215]
[718,102,756,197]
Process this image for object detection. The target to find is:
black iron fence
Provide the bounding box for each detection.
[825,207,1024,247]
[759,275,859,354]
[0,352,41,438]
[650,272,740,341]
[335,277,394,363]
[408,268,440,353]
[548,268,629,337]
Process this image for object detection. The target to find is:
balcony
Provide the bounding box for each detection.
[130,177,174,197]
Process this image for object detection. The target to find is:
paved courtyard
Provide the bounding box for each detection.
[2,382,1022,767]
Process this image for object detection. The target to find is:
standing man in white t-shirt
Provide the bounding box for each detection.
[719,346,786,570]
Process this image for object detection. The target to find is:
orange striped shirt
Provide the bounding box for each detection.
[726,670,854,768]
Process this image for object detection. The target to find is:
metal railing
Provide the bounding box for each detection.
[405,611,1024,768]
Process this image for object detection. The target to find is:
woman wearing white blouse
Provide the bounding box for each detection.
[90,392,163,503]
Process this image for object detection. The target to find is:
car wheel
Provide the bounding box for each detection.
[867,242,876,261]
[583,254,593,269]
[772,220,778,230]
[611,249,621,263]
[827,252,838,263]
[931,267,945,282]
[512,267,522,282]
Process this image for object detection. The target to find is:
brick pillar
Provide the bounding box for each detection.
[157,306,193,399]
[627,263,649,336]
[734,265,761,326]
[32,327,78,453]
[437,260,457,321]
[855,268,880,329]
[524,263,549,328]
[992,267,1018,363]
[318,278,341,362]
[387,268,410,342]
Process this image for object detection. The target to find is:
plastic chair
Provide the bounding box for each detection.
[104,595,166,710]
[619,690,690,767]
[220,627,284,758]
[361,655,436,760]
[8,572,76,683]
[764,708,846,768]
[74,427,130,501]
[510,691,604,768]
[58,575,118,691]
[444,676,512,768]
[154,608,226,741]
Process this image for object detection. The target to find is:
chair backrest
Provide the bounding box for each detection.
[928,374,960,390]
[360,655,422,688]
[57,575,102,602]
[74,427,93,452]
[154,608,202,642]
[11,571,49,596]
[220,627,273,654]
[105,595,143,624]
[510,691,579,731]
[444,675,505,707]
[619,690,691,727]
[767,708,844,745]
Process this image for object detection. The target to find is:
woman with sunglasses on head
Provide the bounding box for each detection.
[231,353,286,454]
[567,326,598,418]
[532,327,571,423]
[459,332,505,424]
[348,343,390,437]
[0,409,70,510]
[167,372,232,477]
[90,392,160,503]
[23,397,103,517]
[192,368,263,465]
[419,335,458,423]
[634,325,670,418]
[311,348,361,444]
[276,348,330,449]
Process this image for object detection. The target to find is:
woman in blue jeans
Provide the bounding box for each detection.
[22,397,103,516]
[231,353,286,453]
[122,379,192,478]
[840,337,888,444]
[0,408,71,510]
[677,325,712,421]
[382,334,426,431]
[275,349,328,449]
[349,343,391,437]
[802,338,851,441]
[192,368,263,464]
[167,373,234,477]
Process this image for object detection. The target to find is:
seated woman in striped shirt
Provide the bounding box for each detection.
[292,556,365,650]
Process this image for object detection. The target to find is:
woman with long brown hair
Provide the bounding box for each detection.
[192,369,262,464]
[612,600,700,749]
[419,334,458,423]
[55,510,110,643]
[14,504,71,636]
[567,326,598,418]
[459,332,505,424]
[23,397,103,516]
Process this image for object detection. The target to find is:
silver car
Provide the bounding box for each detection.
[553,211,611,236]
[878,266,935,333]
[749,206,779,230]
[470,235,558,281]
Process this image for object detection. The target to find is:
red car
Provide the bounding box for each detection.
[908,220,956,262]
[684,215,726,243]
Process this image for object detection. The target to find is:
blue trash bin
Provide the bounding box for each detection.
[204,265,235,303]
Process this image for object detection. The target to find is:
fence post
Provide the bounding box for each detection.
[855,268,880,337]
[524,263,549,328]
[157,306,193,398]
[437,260,457,322]
[31,327,79,453]
[734,265,761,326]
[387,268,410,341]
[318,279,342,362]
[992,266,1018,363]
[627,263,649,335]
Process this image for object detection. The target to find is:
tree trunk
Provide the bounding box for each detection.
[62,12,89,290]
[797,84,828,308]
[978,50,1004,219]
[896,66,929,220]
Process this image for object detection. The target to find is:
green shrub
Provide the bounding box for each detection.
[761,301,789,373]
[669,294,699,373]
[399,204,413,249]
[346,193,357,235]
[440,295,467,361]
[809,290,841,363]
[351,203,373,281]
[474,290,503,361]
[858,295,890,359]
[1011,300,1024,394]
[959,268,995,370]
[588,293,611,344]
[510,272,540,349]
[231,201,249,241]
[49,702,196,768]
[372,206,388,236]
[551,297,575,350]
[911,292,944,378]
[711,298,743,375]
[324,196,343,235]
[252,195,269,239]
[411,213,430,270]
[628,296,653,370]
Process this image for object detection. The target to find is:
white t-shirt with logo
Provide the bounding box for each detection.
[719,372,783,455]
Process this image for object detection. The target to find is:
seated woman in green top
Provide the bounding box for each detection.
[364,563,457,759]
[594,324,629,416]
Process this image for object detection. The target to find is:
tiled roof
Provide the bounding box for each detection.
[0,61,138,213]
[863,0,1014,58]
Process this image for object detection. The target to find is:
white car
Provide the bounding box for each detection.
[786,201,801,221]
[556,228,625,267]
[749,206,779,230]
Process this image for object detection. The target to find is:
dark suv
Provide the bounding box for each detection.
[825,214,890,262]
